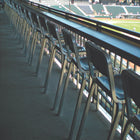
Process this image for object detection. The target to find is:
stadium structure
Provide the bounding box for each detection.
[31,0,140,19]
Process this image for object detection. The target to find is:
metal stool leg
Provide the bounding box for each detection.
[21,20,26,39]
[29,32,38,65]
[77,69,80,89]
[69,74,86,140]
[57,61,73,115]
[36,38,47,75]
[52,56,67,110]
[121,120,131,140]
[22,23,28,50]
[43,47,56,94]
[24,26,31,56]
[28,31,36,63]
[76,81,96,140]
[107,103,123,140]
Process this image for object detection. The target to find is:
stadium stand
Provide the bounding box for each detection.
[77,5,93,14]
[126,6,140,14]
[92,4,105,15]
[64,4,85,15]
[106,5,125,18]
[31,0,140,18]
[51,5,68,12]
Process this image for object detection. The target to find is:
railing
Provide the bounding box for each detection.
[29,2,140,42]
[4,0,140,139]
[27,1,140,72]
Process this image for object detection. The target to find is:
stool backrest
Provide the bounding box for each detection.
[62,28,75,54]
[38,16,48,33]
[62,28,84,71]
[30,11,39,28]
[25,9,31,24]
[85,41,113,77]
[46,21,64,53]
[47,21,58,40]
[122,69,140,116]
[85,41,118,102]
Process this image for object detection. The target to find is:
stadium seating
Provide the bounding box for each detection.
[106,6,125,18]
[77,5,93,14]
[126,6,140,14]
[64,4,85,16]
[40,1,140,19]
[92,4,105,15]
[51,5,68,12]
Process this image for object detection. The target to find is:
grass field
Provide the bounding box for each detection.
[97,19,140,33]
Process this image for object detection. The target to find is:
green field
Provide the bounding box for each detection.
[97,19,140,33]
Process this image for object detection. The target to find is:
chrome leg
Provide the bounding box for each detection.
[57,61,73,115]
[76,81,96,140]
[29,32,38,65]
[69,74,86,140]
[121,120,131,140]
[28,30,36,63]
[52,56,67,110]
[25,27,31,56]
[107,103,123,140]
[36,38,47,75]
[43,47,56,94]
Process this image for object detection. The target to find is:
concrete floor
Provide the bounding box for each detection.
[0,9,120,140]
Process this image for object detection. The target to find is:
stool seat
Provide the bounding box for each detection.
[97,75,124,101]
[72,57,89,72]
[132,114,140,129]
[121,69,140,140]
[80,57,89,71]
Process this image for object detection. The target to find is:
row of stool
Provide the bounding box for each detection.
[4,1,140,140]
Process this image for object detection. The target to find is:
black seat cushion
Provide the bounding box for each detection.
[96,74,124,100]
